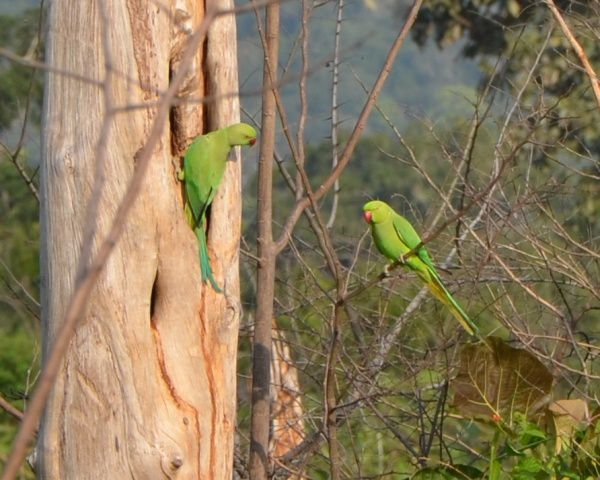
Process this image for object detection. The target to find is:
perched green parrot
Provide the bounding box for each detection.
[363,200,478,335]
[180,122,257,292]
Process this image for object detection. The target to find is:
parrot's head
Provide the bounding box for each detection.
[363,200,392,224]
[228,123,258,147]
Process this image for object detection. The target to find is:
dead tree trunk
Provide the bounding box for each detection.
[38,0,242,477]
[270,324,305,470]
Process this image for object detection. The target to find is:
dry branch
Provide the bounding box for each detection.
[545,0,600,109]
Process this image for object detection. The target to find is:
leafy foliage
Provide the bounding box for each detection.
[0,5,41,460]
[406,0,600,155]
[0,157,39,469]
[0,159,39,326]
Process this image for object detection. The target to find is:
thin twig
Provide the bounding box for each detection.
[0,259,40,309]
[325,0,344,229]
[0,143,39,203]
[0,394,24,422]
[545,0,600,109]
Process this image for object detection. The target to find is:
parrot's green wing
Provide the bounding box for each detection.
[391,213,436,272]
[183,131,230,225]
[391,213,478,336]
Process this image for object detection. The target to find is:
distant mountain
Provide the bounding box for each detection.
[236,1,480,142]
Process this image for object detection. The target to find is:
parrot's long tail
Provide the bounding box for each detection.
[425,270,477,336]
[196,227,222,293]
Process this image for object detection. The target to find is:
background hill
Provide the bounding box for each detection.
[237,0,480,141]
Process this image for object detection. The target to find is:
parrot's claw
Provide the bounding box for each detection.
[172,156,185,181]
[383,254,406,276]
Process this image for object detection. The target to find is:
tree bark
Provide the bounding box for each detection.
[38,0,241,478]
[270,324,305,466]
[249,2,280,478]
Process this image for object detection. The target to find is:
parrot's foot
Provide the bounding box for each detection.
[173,158,185,182]
[383,264,392,277]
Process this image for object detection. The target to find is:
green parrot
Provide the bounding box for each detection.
[363,200,478,335]
[179,122,257,292]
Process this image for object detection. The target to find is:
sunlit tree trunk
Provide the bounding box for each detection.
[270,324,305,474]
[38,0,241,477]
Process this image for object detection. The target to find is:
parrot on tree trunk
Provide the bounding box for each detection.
[363,200,478,335]
[179,122,257,292]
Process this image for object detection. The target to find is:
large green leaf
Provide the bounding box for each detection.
[450,337,553,421]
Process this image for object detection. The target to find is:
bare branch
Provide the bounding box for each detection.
[325,0,344,230]
[545,0,600,108]
[0,394,24,422]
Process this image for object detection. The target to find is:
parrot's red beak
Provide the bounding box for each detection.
[249,137,257,146]
[363,210,372,224]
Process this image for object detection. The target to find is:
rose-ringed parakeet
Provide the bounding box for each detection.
[179,122,257,292]
[363,200,478,335]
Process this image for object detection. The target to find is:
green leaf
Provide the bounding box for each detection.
[520,425,547,444]
[514,456,543,474]
[453,464,485,479]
